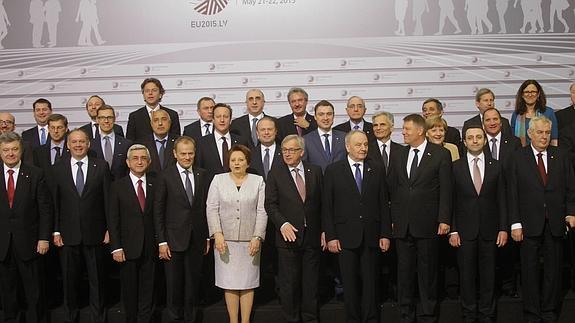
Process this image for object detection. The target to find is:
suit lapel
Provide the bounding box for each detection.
[283,164,304,204]
[546,148,556,188]
[310,132,328,163]
[332,132,344,162]
[64,160,80,197]
[0,169,7,206]
[83,158,98,195]
[361,162,372,198]
[524,148,545,187]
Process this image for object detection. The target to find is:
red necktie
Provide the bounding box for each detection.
[537,152,547,186]
[137,179,145,212]
[7,169,15,208]
[221,137,230,171]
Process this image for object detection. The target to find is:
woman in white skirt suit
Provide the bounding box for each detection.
[206,144,267,323]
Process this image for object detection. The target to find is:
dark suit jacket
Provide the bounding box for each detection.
[250,144,283,180]
[21,126,50,149]
[126,106,181,141]
[33,141,71,194]
[183,120,207,143]
[303,129,347,172]
[366,140,403,174]
[80,122,124,139]
[508,146,575,238]
[387,142,453,239]
[52,157,111,246]
[90,134,132,181]
[559,123,575,169]
[195,132,248,178]
[153,165,209,251]
[322,159,391,249]
[333,119,375,141]
[482,133,521,171]
[265,161,323,248]
[451,156,507,241]
[555,105,575,132]
[21,140,35,166]
[108,174,156,260]
[141,134,178,176]
[277,113,317,142]
[445,126,461,147]
[462,114,512,135]
[230,114,275,147]
[0,163,52,262]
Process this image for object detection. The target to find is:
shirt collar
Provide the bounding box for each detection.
[129,172,146,186]
[200,119,212,127]
[318,128,333,137]
[377,138,391,147]
[250,113,264,122]
[487,132,502,143]
[153,133,168,141]
[146,105,160,113]
[176,162,192,174]
[4,161,21,174]
[467,152,485,164]
[71,155,89,166]
[347,156,363,168]
[530,144,547,157]
[411,139,427,152]
[288,161,304,172]
[101,131,115,140]
[350,119,364,129]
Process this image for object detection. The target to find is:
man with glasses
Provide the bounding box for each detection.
[91,105,132,181]
[0,112,34,165]
[79,95,124,139]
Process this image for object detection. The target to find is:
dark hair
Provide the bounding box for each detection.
[403,113,427,130]
[85,95,105,108]
[197,97,215,109]
[229,144,251,165]
[422,98,443,111]
[475,88,495,102]
[33,98,52,111]
[314,100,334,113]
[462,125,486,138]
[482,107,502,119]
[256,116,277,130]
[97,104,115,116]
[140,78,165,95]
[47,113,68,127]
[174,136,196,151]
[287,87,309,102]
[515,79,547,115]
[213,103,233,118]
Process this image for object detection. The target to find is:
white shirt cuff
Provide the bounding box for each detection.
[511,223,522,230]
[159,242,167,246]
[52,232,61,236]
[111,248,123,254]
[280,222,290,230]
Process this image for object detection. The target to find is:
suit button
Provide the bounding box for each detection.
[359,216,362,219]
[237,217,240,220]
[236,209,240,211]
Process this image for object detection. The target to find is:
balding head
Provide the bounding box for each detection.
[0,112,16,134]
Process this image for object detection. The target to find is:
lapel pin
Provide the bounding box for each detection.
[550,155,554,159]
[427,152,431,156]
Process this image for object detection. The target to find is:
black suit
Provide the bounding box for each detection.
[333,119,375,141]
[195,132,248,178]
[387,142,452,323]
[463,114,512,135]
[230,114,273,147]
[451,156,507,322]
[108,174,157,323]
[183,120,211,143]
[90,134,132,181]
[52,157,111,323]
[154,164,209,322]
[277,113,317,142]
[126,106,181,142]
[366,139,402,175]
[323,159,391,323]
[141,134,178,177]
[250,143,282,180]
[555,105,575,132]
[265,161,323,323]
[80,122,124,139]
[508,146,575,322]
[0,163,52,323]
[21,126,50,149]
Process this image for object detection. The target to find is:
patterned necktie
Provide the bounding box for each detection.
[103,136,113,168]
[251,118,259,146]
[40,128,47,145]
[293,168,306,202]
[537,152,547,186]
[490,138,498,160]
[184,170,194,205]
[323,134,331,159]
[296,125,303,136]
[381,143,388,172]
[353,125,359,131]
[156,139,166,169]
[354,163,362,193]
[204,124,211,136]
[137,179,146,212]
[263,148,270,179]
[7,169,15,208]
[473,157,482,195]
[53,146,61,165]
[409,149,419,179]
[75,161,85,195]
[222,137,230,171]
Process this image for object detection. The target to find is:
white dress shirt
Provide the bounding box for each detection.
[3,162,21,188]
[406,140,427,177]
[215,131,232,165]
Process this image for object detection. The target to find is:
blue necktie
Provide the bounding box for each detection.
[184,170,194,205]
[40,128,47,145]
[75,161,85,195]
[323,134,331,160]
[263,148,270,179]
[157,139,166,169]
[354,163,362,193]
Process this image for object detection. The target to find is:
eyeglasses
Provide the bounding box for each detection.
[97,116,115,121]
[0,120,14,125]
[522,90,539,95]
[281,148,302,154]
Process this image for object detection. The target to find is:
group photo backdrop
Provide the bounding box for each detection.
[0,0,573,141]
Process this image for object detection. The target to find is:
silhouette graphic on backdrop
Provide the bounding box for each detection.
[395,0,409,36]
[29,0,45,48]
[496,0,511,33]
[76,0,105,46]
[435,0,462,35]
[466,0,493,34]
[0,0,10,49]
[548,0,570,32]
[412,0,429,35]
[517,0,545,33]
[45,0,61,47]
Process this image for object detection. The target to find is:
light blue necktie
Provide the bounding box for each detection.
[75,161,84,195]
[40,128,47,145]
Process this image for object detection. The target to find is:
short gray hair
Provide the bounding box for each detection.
[344,130,366,145]
[528,115,552,130]
[281,134,305,151]
[372,111,395,127]
[127,144,151,160]
[0,131,22,147]
[287,87,309,102]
